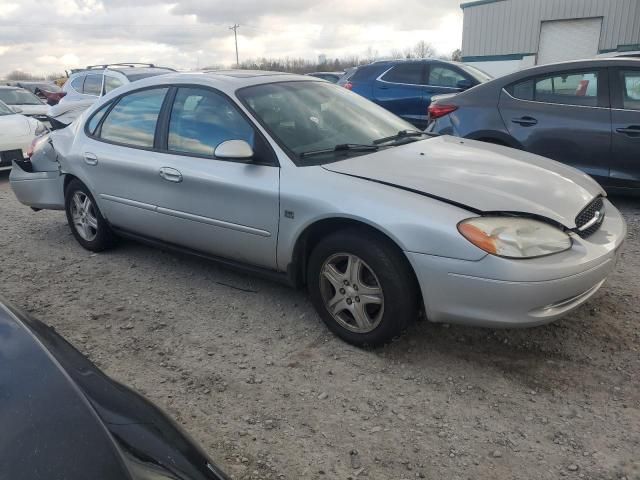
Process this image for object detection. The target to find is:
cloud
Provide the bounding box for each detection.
[0,0,462,77]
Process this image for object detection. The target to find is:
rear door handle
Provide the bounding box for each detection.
[84,152,98,165]
[616,126,640,137]
[511,116,538,126]
[159,167,183,183]
[378,85,390,90]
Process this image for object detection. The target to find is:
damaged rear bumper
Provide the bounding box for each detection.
[9,161,65,210]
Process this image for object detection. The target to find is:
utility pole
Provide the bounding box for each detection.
[229,24,240,67]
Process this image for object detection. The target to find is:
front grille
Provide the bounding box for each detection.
[0,149,23,167]
[574,197,605,238]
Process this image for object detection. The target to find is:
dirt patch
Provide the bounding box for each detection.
[1,172,638,480]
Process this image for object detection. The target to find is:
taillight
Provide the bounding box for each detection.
[27,134,49,158]
[344,81,353,90]
[428,104,458,119]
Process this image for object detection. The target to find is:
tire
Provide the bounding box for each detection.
[307,228,419,347]
[64,179,116,252]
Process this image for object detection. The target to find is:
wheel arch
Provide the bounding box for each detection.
[288,216,420,296]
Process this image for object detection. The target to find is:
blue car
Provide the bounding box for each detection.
[343,59,492,129]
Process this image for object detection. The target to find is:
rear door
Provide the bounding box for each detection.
[81,86,171,239]
[609,67,640,188]
[373,62,427,126]
[498,68,612,183]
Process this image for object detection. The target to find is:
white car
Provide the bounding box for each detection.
[0,100,47,171]
[49,63,174,127]
[0,86,48,121]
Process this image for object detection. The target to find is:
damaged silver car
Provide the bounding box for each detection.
[9,71,626,346]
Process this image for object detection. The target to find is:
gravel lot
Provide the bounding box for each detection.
[1,171,639,480]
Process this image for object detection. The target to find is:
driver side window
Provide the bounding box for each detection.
[168,87,255,157]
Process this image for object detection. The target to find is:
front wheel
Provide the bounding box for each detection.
[64,179,116,252]
[307,228,419,347]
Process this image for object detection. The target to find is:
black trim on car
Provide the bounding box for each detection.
[111,226,295,287]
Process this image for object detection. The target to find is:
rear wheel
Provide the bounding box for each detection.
[64,179,115,251]
[307,228,418,347]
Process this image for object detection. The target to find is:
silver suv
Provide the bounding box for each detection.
[48,63,174,127]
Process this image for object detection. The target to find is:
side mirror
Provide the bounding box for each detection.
[11,106,23,114]
[214,140,254,160]
[456,79,473,90]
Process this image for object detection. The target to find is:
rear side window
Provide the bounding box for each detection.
[86,102,111,135]
[83,75,103,96]
[620,70,640,110]
[508,71,599,106]
[104,76,124,94]
[381,63,424,85]
[168,87,254,157]
[70,76,84,92]
[99,88,168,148]
[349,67,371,82]
[428,66,466,88]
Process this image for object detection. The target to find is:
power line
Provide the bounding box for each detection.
[229,24,240,67]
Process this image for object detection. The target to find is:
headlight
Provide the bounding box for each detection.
[458,217,572,259]
[34,121,48,136]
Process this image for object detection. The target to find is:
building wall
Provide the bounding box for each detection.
[461,0,640,60]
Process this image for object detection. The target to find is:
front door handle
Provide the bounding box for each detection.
[84,152,98,165]
[159,167,183,183]
[511,116,538,126]
[616,126,640,137]
[378,85,390,90]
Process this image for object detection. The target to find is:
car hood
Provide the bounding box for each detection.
[322,136,604,229]
[0,113,31,137]
[15,104,48,116]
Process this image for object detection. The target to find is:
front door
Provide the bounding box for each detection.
[499,68,611,183]
[144,86,280,269]
[610,67,640,188]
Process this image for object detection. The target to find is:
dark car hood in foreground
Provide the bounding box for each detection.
[0,300,227,480]
[323,136,604,229]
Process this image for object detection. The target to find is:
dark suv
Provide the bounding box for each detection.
[427,58,640,192]
[343,59,492,128]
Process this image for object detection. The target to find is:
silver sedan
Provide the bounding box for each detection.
[10,71,626,346]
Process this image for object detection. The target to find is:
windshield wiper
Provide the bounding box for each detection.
[372,129,435,145]
[299,143,379,159]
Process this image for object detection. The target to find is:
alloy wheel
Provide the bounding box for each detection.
[70,191,98,242]
[319,253,384,333]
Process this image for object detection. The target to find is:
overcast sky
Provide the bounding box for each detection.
[0,0,463,77]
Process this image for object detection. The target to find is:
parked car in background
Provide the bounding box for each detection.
[0,299,229,480]
[427,58,640,192]
[0,85,49,121]
[336,66,358,87]
[10,71,625,346]
[49,63,175,127]
[0,100,46,171]
[341,59,492,128]
[306,71,344,83]
[6,80,63,101]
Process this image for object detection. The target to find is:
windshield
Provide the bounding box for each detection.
[238,81,415,165]
[0,100,13,115]
[0,88,43,105]
[458,63,493,83]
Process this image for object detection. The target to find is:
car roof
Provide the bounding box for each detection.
[0,85,22,90]
[498,57,640,84]
[110,70,320,95]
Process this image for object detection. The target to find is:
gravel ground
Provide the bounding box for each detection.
[1,171,639,480]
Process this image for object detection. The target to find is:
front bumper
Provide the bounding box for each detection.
[406,199,626,327]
